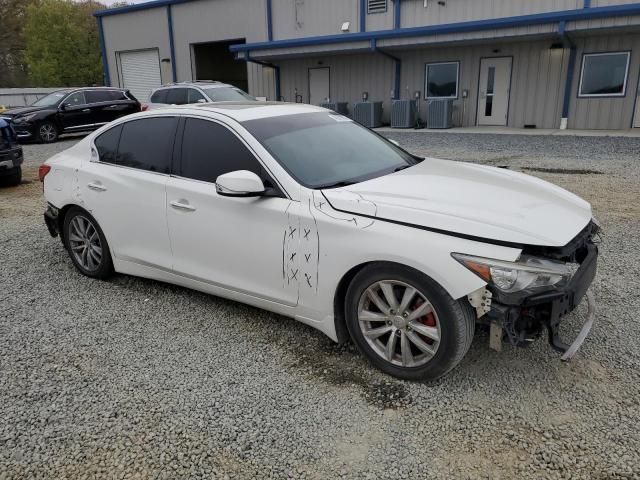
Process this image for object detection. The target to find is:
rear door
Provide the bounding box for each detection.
[80,116,178,269]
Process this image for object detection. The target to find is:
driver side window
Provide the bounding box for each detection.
[187,89,206,103]
[180,118,265,185]
[63,92,86,107]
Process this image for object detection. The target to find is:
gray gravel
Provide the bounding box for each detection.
[1,133,639,479]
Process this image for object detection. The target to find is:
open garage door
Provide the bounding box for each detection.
[118,49,162,102]
[192,40,248,93]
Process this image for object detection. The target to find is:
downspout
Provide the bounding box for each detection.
[360,0,366,32]
[266,0,273,41]
[584,0,591,8]
[393,0,401,30]
[96,17,110,86]
[167,5,177,82]
[559,20,576,130]
[370,39,400,100]
[241,52,281,101]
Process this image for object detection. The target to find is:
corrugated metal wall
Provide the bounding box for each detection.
[568,31,640,129]
[271,0,359,40]
[102,8,171,87]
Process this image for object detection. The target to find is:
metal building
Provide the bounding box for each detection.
[95,0,640,130]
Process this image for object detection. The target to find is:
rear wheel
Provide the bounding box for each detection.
[345,263,475,381]
[63,207,113,279]
[37,122,58,143]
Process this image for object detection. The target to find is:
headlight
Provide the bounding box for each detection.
[13,113,36,123]
[451,253,578,293]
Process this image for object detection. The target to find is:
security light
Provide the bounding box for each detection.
[341,22,350,32]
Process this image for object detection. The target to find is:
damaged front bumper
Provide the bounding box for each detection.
[486,242,598,361]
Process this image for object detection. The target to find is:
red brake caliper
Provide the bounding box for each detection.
[413,298,437,345]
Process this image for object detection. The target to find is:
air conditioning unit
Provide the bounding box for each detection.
[391,100,417,128]
[352,102,383,128]
[426,99,453,129]
[320,102,350,116]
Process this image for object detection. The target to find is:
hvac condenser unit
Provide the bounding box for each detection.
[353,101,383,128]
[320,102,350,116]
[426,99,453,129]
[391,100,417,128]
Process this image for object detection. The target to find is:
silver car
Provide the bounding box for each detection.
[144,81,256,110]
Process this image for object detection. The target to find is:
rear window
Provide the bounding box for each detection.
[150,89,168,103]
[94,124,122,164]
[85,90,112,103]
[116,118,177,173]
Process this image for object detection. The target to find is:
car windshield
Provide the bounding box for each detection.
[202,86,256,102]
[242,112,418,188]
[31,91,68,107]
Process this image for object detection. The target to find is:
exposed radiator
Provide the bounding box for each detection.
[352,102,383,128]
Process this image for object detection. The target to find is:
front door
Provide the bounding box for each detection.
[309,67,330,105]
[477,57,512,126]
[59,91,93,131]
[166,117,298,306]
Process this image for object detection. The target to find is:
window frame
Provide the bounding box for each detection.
[424,61,460,100]
[91,114,179,176]
[174,114,287,198]
[578,51,631,98]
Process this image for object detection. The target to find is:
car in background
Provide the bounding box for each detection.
[40,103,599,381]
[144,81,256,110]
[0,87,141,143]
[0,118,23,186]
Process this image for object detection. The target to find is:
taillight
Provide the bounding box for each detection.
[141,103,149,112]
[38,164,51,183]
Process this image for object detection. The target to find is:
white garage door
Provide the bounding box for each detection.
[118,49,162,102]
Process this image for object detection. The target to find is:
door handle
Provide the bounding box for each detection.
[170,200,196,212]
[87,181,107,192]
[82,108,91,112]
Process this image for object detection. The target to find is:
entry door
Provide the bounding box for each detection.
[634,75,640,128]
[118,49,162,102]
[477,57,512,126]
[309,67,330,105]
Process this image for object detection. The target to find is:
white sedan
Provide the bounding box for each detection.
[40,103,599,380]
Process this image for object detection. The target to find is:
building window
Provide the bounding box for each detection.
[368,0,387,14]
[578,52,630,97]
[425,62,459,99]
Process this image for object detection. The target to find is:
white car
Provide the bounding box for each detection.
[40,103,599,380]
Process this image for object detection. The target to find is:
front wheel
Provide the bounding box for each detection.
[63,207,113,279]
[37,122,58,143]
[345,263,475,381]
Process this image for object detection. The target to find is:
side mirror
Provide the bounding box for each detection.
[215,170,265,197]
[196,98,207,104]
[59,104,67,111]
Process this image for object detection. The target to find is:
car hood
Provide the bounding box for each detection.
[1,106,49,118]
[321,158,592,247]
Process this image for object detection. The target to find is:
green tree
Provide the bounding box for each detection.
[23,0,105,86]
[0,0,33,87]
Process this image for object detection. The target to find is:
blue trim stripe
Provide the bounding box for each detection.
[266,0,273,41]
[167,5,177,82]
[96,17,110,86]
[229,3,640,52]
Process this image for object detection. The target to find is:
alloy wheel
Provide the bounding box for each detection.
[357,280,441,368]
[39,124,57,142]
[68,215,103,271]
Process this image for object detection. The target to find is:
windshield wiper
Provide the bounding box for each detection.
[316,180,356,189]
[393,165,412,173]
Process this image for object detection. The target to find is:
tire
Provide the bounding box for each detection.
[345,263,475,381]
[0,167,21,187]
[37,121,58,143]
[63,207,113,279]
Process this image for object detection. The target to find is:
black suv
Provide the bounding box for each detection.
[1,87,141,143]
[0,118,23,186]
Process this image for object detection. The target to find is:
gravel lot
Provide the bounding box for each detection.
[1,132,639,479]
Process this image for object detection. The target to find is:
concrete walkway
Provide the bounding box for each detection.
[373,125,640,137]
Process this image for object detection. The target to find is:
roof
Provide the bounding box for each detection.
[151,102,328,122]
